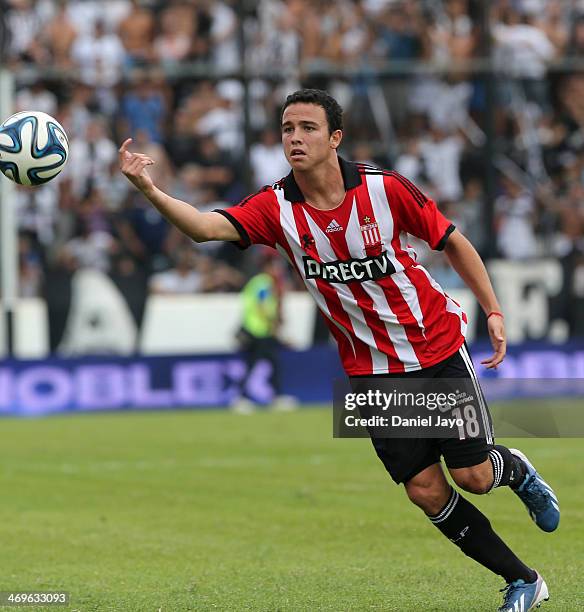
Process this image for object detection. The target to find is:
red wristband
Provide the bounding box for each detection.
[487,311,504,320]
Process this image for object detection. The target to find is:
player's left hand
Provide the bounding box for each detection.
[481,315,506,369]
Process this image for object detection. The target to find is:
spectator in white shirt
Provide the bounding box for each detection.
[493,8,556,108]
[209,0,240,72]
[419,126,464,201]
[15,81,58,116]
[494,10,555,79]
[71,19,126,87]
[495,177,538,260]
[65,117,118,199]
[395,138,423,185]
[196,80,243,154]
[41,0,77,69]
[62,219,116,272]
[154,3,195,66]
[250,0,300,73]
[14,182,59,246]
[6,0,43,62]
[66,0,100,37]
[250,128,289,189]
[149,249,203,295]
[429,0,475,63]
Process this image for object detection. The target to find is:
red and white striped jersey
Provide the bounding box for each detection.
[216,157,467,375]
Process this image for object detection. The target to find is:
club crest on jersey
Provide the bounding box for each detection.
[360,216,381,247]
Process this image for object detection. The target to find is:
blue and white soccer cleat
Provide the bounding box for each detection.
[498,571,549,612]
[510,449,560,533]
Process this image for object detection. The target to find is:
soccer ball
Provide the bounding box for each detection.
[0,111,69,186]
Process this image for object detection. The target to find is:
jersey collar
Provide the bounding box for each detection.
[282,156,362,203]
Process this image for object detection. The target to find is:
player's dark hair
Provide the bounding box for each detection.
[281,89,343,134]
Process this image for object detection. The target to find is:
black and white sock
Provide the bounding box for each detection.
[488,445,527,490]
[429,488,536,584]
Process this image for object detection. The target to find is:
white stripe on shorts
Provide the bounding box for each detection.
[458,344,494,445]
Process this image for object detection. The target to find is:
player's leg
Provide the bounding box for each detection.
[430,341,547,596]
[404,462,538,586]
[367,432,530,579]
[456,344,560,532]
[447,448,526,494]
[448,457,494,494]
[367,428,547,608]
[403,462,451,514]
[440,437,554,609]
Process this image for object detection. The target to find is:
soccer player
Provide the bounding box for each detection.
[119,89,559,611]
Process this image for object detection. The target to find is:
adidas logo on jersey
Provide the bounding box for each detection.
[326,219,343,233]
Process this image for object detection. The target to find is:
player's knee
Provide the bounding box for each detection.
[452,470,492,495]
[404,481,447,515]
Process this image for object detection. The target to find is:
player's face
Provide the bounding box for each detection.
[281,103,341,169]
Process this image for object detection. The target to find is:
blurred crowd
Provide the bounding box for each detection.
[2,0,584,309]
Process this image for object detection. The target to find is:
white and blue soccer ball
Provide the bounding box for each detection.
[0,111,69,186]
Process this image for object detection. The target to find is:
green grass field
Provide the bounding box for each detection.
[0,406,583,611]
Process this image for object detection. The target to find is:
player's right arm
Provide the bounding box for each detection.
[118,138,239,243]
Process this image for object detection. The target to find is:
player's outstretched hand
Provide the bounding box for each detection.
[481,315,506,369]
[119,138,155,194]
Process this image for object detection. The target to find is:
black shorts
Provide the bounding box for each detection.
[350,344,495,484]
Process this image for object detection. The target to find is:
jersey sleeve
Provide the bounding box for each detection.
[214,187,280,249]
[384,173,455,250]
